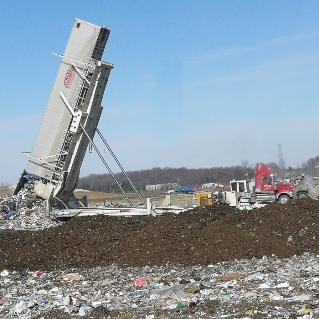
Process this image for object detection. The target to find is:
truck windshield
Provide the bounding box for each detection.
[238,182,245,192]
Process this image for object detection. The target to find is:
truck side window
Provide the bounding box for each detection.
[263,177,269,184]
[239,182,245,192]
[231,182,237,191]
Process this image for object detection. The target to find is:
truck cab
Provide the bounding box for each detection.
[255,163,294,203]
[218,179,256,207]
[230,179,255,193]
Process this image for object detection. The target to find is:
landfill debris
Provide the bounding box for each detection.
[135,277,147,287]
[1,254,319,318]
[1,198,319,317]
[0,191,59,231]
[56,274,81,281]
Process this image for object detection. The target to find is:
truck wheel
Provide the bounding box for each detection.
[279,195,290,204]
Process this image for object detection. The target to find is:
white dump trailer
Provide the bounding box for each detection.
[15,20,113,211]
[14,19,185,218]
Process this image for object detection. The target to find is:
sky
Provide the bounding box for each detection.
[1,0,319,185]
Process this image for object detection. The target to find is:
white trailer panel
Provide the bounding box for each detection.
[26,19,110,180]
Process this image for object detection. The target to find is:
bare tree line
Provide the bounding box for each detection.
[77,160,280,193]
[78,155,319,193]
[4,156,319,193]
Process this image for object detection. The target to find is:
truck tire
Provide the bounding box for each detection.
[278,194,290,204]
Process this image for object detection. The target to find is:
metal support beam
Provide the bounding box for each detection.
[79,124,134,207]
[71,62,90,85]
[59,91,75,117]
[53,53,92,85]
[95,126,146,205]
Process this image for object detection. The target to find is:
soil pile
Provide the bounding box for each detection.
[1,198,318,271]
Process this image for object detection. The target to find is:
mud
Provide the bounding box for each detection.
[1,198,318,272]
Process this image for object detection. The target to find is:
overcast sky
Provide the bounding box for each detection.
[1,0,319,184]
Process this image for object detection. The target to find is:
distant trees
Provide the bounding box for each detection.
[77,164,255,192]
[299,156,319,178]
[76,154,319,192]
[263,156,319,180]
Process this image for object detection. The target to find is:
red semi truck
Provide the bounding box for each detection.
[218,163,314,207]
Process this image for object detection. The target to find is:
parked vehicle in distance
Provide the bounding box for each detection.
[177,187,194,194]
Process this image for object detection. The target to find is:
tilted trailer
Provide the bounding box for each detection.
[14,19,185,218]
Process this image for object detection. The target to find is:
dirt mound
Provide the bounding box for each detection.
[1,198,319,271]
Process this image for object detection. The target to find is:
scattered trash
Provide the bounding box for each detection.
[0,253,319,317]
[0,191,59,231]
[134,277,147,287]
[56,274,81,281]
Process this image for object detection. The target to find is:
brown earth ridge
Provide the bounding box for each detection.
[1,198,318,272]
